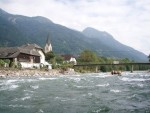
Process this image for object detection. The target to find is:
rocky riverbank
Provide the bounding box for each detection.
[0,68,78,78]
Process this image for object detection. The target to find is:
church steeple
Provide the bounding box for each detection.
[46,33,51,46]
[44,33,52,53]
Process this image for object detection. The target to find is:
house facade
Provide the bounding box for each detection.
[61,54,77,65]
[0,43,51,69]
[16,52,40,68]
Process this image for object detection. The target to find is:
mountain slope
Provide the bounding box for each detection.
[82,27,147,61]
[0,9,91,54]
[0,9,148,61]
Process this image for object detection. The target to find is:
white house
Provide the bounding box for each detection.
[0,43,52,69]
[62,54,77,65]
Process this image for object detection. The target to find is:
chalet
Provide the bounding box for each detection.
[0,43,51,68]
[61,54,77,65]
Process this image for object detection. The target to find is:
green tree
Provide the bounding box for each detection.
[97,57,105,63]
[76,50,98,72]
[122,58,130,63]
[0,59,5,67]
[45,51,55,62]
[79,49,98,63]
[100,66,107,72]
[55,55,64,64]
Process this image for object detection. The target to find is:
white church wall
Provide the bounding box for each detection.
[38,50,45,64]
[44,44,52,53]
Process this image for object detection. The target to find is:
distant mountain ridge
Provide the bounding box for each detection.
[82,27,147,61]
[0,9,148,62]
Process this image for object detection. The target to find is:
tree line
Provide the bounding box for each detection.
[0,50,150,72]
[45,50,150,72]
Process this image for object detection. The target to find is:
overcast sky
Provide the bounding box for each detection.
[0,0,150,55]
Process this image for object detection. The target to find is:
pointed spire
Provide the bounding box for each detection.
[44,33,52,53]
[46,33,51,45]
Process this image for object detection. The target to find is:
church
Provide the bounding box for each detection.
[44,33,52,53]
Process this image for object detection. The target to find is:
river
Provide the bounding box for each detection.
[0,71,150,113]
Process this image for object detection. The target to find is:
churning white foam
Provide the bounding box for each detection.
[9,104,31,108]
[21,96,31,101]
[68,77,82,83]
[0,84,19,91]
[5,80,18,85]
[74,85,94,89]
[120,77,150,82]
[92,74,112,78]
[55,96,76,102]
[73,74,81,77]
[26,79,38,82]
[137,83,144,88]
[110,89,121,93]
[10,84,19,89]
[87,93,93,96]
[39,109,44,113]
[127,94,137,99]
[140,74,150,77]
[39,77,57,80]
[120,77,130,81]
[31,85,39,89]
[96,83,110,87]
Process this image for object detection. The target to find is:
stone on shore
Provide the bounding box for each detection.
[0,68,77,78]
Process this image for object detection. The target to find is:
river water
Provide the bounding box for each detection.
[0,72,150,113]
